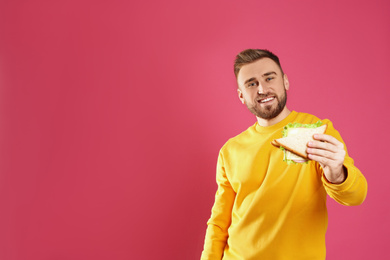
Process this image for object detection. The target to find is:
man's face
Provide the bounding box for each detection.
[237,58,289,120]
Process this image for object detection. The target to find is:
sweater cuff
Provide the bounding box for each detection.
[321,165,355,192]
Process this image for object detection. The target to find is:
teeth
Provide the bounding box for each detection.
[261,97,274,103]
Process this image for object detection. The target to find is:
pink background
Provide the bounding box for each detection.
[1,0,389,259]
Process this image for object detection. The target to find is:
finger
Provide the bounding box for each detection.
[307,146,346,167]
[313,134,344,148]
[307,147,338,160]
[307,153,334,166]
[308,152,344,168]
[307,140,339,153]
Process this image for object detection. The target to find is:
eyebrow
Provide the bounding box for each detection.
[244,77,257,85]
[243,72,277,85]
[262,71,277,77]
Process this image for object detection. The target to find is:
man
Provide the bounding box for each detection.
[201,49,367,260]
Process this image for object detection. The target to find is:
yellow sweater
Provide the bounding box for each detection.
[201,111,367,260]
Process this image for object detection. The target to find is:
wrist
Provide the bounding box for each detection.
[328,166,348,184]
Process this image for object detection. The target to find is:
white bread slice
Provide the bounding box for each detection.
[285,150,306,162]
[273,124,327,159]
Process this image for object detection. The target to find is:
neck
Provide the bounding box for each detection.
[256,107,291,127]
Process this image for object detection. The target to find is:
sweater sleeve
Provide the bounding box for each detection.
[319,120,368,206]
[201,150,236,260]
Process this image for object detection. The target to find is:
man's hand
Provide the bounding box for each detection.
[307,134,347,184]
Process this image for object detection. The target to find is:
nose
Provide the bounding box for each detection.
[257,83,268,94]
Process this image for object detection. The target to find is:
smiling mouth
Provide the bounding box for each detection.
[258,96,275,103]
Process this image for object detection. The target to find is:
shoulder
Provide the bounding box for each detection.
[294,111,337,134]
[220,122,258,153]
[294,111,336,125]
[294,111,321,123]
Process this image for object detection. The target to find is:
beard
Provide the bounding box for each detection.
[246,88,287,120]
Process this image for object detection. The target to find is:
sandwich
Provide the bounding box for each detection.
[272,121,327,164]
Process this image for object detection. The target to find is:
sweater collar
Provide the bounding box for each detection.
[254,111,298,134]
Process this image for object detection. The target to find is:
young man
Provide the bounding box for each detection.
[201,49,367,260]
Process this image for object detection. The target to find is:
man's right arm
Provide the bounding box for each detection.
[201,150,236,260]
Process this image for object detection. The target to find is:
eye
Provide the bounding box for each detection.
[265,77,274,82]
[247,82,258,88]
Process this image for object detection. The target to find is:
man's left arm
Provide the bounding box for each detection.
[306,122,367,206]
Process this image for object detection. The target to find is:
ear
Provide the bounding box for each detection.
[237,88,245,104]
[283,74,290,91]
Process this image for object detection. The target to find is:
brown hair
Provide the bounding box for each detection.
[234,49,284,78]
